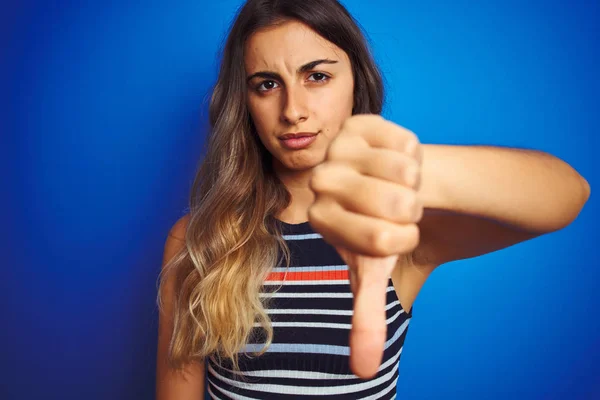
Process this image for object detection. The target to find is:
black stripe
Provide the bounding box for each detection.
[280,239,346,267]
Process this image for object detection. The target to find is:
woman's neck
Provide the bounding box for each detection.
[274,164,316,224]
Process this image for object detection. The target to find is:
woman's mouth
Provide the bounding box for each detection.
[278,132,318,150]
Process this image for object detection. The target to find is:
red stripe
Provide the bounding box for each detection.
[265,270,349,281]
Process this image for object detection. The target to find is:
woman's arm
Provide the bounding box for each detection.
[156,216,206,400]
[414,144,591,266]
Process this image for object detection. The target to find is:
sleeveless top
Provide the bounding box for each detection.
[206,220,413,399]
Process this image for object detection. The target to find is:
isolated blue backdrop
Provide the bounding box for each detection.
[2,0,598,399]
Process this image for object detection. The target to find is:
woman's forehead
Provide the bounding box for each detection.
[244,20,349,72]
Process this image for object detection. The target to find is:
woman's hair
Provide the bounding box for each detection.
[158,0,384,372]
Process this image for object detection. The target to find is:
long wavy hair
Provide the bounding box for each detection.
[158,0,384,372]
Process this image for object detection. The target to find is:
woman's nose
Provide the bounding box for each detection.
[281,86,308,125]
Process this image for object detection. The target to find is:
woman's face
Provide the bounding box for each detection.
[244,20,355,172]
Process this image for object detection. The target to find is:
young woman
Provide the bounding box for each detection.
[156,0,591,398]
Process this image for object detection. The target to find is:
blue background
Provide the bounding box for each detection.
[2,0,598,399]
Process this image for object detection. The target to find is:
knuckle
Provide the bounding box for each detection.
[403,191,417,210]
[343,114,380,131]
[409,164,423,189]
[405,128,419,142]
[412,132,421,145]
[367,228,393,256]
[404,164,420,187]
[341,116,356,131]
[413,206,424,223]
[389,191,417,222]
[396,125,418,142]
[402,224,420,252]
[309,166,329,192]
[307,202,325,226]
[368,114,385,124]
[387,193,405,218]
[413,198,424,222]
[326,140,345,161]
[406,158,420,171]
[388,156,407,180]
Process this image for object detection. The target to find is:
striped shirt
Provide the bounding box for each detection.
[206,220,413,399]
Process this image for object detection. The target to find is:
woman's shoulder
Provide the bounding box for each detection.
[168,213,191,242]
[162,214,191,263]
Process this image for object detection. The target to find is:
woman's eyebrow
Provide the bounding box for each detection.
[298,58,338,72]
[246,59,339,82]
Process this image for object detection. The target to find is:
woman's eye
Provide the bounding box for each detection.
[257,80,278,92]
[308,73,329,82]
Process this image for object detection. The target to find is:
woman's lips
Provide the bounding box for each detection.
[279,134,318,150]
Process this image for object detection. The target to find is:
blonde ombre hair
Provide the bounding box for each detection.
[157,0,385,372]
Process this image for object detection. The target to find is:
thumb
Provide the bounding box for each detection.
[339,251,398,379]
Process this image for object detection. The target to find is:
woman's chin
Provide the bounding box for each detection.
[275,152,325,172]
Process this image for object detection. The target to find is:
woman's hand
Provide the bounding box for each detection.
[307,114,423,379]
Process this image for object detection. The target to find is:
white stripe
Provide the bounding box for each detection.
[266,300,401,316]
[260,291,353,298]
[260,286,395,298]
[264,279,350,286]
[271,265,348,273]
[268,308,353,316]
[364,376,398,400]
[263,321,352,329]
[208,353,400,396]
[385,309,404,325]
[243,342,350,356]
[208,377,259,400]
[282,233,322,240]
[383,317,411,350]
[255,309,404,330]
[214,346,403,380]
[242,318,410,355]
[206,382,224,400]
